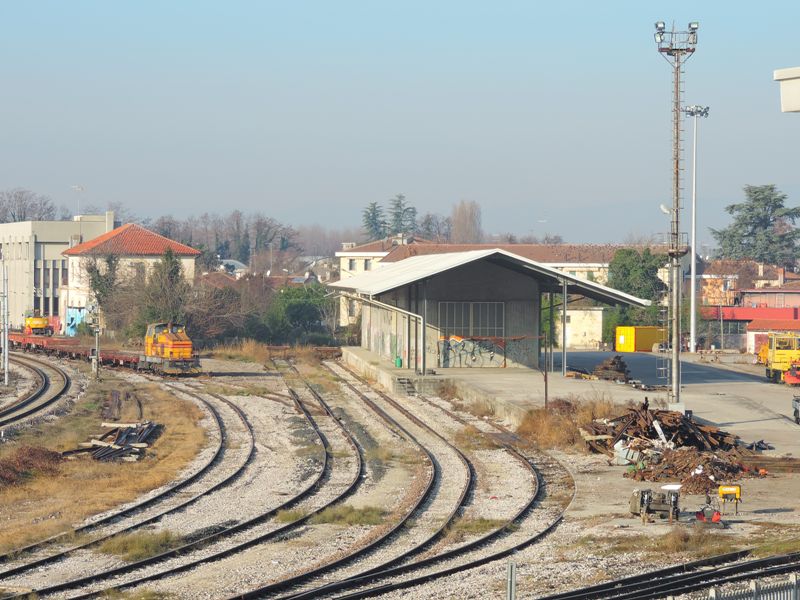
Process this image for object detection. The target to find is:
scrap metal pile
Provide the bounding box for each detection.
[62,421,161,462]
[592,355,631,382]
[580,401,756,493]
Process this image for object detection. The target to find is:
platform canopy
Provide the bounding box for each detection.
[329,248,651,307]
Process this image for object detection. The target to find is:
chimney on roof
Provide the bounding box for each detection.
[758,263,764,277]
[390,233,409,246]
[341,242,356,250]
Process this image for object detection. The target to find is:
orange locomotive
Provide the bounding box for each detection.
[141,322,201,375]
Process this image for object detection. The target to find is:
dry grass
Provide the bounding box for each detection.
[443,517,507,544]
[310,505,386,526]
[275,509,308,523]
[364,447,395,462]
[436,380,458,401]
[96,531,182,561]
[570,527,733,558]
[516,394,621,450]
[753,536,800,557]
[453,425,499,452]
[210,340,274,364]
[0,378,207,553]
[0,446,62,486]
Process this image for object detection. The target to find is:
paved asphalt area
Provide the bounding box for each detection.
[553,351,763,386]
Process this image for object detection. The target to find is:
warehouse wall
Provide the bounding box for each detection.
[364,259,541,369]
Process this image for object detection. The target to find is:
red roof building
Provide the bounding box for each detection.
[63,223,200,257]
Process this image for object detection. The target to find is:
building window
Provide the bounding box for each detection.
[62,266,69,286]
[348,299,356,318]
[438,302,505,338]
[587,271,595,282]
[34,268,40,288]
[565,315,571,323]
[44,267,50,288]
[364,259,372,271]
[348,259,356,271]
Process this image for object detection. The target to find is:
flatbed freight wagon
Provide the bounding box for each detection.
[615,326,665,353]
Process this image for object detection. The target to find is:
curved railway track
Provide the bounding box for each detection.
[0,353,70,428]
[271,361,563,600]
[536,549,800,600]
[15,366,365,599]
[0,383,255,579]
[231,360,475,600]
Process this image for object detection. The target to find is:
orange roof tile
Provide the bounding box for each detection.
[63,223,201,257]
[747,319,800,332]
[382,243,670,264]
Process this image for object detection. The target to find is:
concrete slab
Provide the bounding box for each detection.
[341,346,800,457]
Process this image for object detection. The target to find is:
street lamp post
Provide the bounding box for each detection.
[683,105,710,354]
[654,21,699,405]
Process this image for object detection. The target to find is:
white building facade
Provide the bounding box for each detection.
[0,212,116,329]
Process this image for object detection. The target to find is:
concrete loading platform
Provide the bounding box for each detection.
[341,346,800,457]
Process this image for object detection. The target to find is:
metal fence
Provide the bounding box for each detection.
[703,574,799,600]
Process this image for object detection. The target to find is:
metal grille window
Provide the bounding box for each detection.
[438,302,505,338]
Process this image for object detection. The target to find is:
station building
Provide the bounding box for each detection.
[328,249,649,373]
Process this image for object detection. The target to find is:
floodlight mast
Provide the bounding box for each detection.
[683,104,710,356]
[654,21,699,406]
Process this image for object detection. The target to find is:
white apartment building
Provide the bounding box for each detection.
[0,212,116,329]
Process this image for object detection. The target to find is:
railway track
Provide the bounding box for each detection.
[535,549,800,600]
[0,383,255,581]
[271,361,565,600]
[0,353,70,428]
[232,360,476,600]
[9,365,365,598]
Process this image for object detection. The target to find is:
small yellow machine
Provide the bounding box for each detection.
[141,322,201,375]
[718,484,742,515]
[24,312,53,335]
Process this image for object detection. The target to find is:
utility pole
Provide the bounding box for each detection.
[684,105,710,354]
[2,261,7,387]
[654,21,699,405]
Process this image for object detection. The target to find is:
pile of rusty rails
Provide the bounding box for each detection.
[8,331,200,374]
[63,421,161,461]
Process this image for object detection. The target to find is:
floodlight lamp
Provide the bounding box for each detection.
[688,21,699,31]
[655,21,665,32]
[655,32,664,43]
[659,204,671,215]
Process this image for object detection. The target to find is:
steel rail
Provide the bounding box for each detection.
[535,549,754,600]
[286,364,551,600]
[224,359,442,599]
[0,380,227,565]
[0,385,254,578]
[547,552,800,600]
[0,354,62,427]
[274,361,478,600]
[42,363,365,599]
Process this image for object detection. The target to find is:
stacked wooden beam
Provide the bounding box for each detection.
[592,355,631,382]
[62,421,160,462]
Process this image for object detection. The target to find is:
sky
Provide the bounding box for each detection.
[2,1,799,246]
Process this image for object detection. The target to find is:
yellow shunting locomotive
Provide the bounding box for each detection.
[141,322,201,375]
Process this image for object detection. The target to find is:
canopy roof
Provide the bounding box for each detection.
[329,249,651,307]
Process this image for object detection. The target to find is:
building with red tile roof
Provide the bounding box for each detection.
[63,223,200,257]
[59,223,200,335]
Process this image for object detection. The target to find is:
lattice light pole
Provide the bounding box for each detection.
[654,21,699,404]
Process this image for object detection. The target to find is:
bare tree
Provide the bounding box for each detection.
[0,188,58,222]
[450,200,483,243]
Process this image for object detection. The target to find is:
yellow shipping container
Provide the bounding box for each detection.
[615,326,665,352]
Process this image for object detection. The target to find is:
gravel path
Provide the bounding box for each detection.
[0,363,36,411]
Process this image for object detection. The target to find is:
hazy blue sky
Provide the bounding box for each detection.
[2,1,798,245]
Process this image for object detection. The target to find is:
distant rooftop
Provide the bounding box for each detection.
[63,223,201,257]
